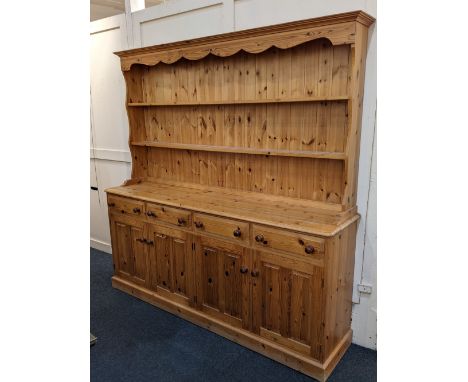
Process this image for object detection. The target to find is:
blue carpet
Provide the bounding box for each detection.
[91,248,376,381]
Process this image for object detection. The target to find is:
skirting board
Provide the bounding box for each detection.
[90,238,112,254]
[112,275,352,382]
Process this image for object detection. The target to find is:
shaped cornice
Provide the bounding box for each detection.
[115,10,375,71]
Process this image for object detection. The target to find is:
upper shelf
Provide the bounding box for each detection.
[128,95,349,107]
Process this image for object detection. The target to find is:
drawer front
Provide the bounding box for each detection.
[252,224,325,257]
[193,213,249,242]
[107,195,145,218]
[145,203,191,228]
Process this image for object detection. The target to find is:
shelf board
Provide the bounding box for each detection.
[131,141,346,160]
[127,95,349,107]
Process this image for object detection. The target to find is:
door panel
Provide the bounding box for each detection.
[223,251,242,318]
[109,214,147,286]
[151,232,172,291]
[131,225,147,284]
[290,271,312,344]
[252,249,324,359]
[262,263,281,333]
[172,238,188,296]
[202,247,219,308]
[147,224,194,305]
[114,222,133,277]
[196,236,250,329]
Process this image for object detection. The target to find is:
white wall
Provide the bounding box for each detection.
[91,4,124,22]
[90,0,377,349]
[90,14,132,253]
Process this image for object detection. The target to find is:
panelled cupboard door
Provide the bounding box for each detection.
[147,223,194,306]
[252,250,325,361]
[195,236,251,330]
[109,214,148,286]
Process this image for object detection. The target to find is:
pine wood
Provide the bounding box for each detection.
[106,11,374,381]
[131,141,347,160]
[127,95,349,106]
[193,213,249,243]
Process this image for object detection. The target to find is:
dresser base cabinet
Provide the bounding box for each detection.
[105,11,374,382]
[110,218,356,382]
[107,192,358,382]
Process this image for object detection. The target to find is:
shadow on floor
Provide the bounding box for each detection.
[91,248,376,382]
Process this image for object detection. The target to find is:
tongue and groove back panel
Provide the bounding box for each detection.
[130,40,350,102]
[129,144,345,204]
[125,39,351,206]
[141,102,348,153]
[147,148,344,203]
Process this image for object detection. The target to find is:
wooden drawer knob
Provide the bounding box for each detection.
[255,234,264,243]
[177,217,186,225]
[146,211,157,217]
[240,266,248,274]
[132,207,141,213]
[194,221,204,229]
[233,228,242,238]
[305,245,315,254]
[107,202,115,207]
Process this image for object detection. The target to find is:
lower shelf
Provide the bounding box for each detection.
[112,275,352,382]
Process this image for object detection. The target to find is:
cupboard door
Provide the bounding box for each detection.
[147,224,194,306]
[252,250,324,360]
[109,214,148,286]
[195,236,250,330]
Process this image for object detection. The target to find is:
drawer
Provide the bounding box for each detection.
[252,224,325,257]
[193,213,249,242]
[107,195,144,218]
[145,202,191,228]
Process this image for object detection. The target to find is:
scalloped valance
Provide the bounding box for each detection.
[115,10,374,71]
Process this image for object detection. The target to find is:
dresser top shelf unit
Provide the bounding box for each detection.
[110,9,373,229]
[106,180,357,236]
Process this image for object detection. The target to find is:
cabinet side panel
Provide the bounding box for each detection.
[124,66,144,103]
[342,23,369,209]
[323,221,357,359]
[124,66,148,180]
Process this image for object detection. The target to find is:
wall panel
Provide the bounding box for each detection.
[133,0,225,47]
[91,14,132,253]
[90,15,129,153]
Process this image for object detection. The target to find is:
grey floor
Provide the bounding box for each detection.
[91,248,376,381]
